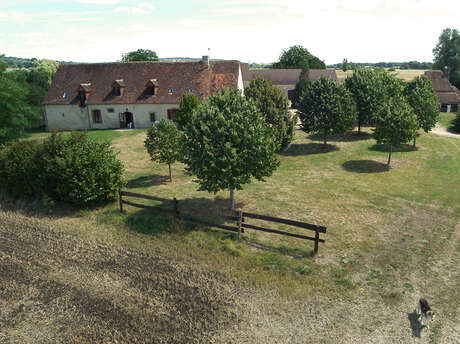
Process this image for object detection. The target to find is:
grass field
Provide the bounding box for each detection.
[438,112,457,132]
[3,124,460,342]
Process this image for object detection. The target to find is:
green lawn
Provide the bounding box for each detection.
[438,112,457,131]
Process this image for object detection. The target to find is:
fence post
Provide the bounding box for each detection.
[173,197,179,218]
[237,209,243,238]
[119,189,123,213]
[314,229,319,254]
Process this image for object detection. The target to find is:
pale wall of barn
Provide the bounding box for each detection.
[44,103,179,131]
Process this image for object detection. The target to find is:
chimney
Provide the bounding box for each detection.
[202,55,210,69]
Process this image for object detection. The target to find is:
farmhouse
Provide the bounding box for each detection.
[43,57,244,131]
[425,70,460,112]
[240,64,338,99]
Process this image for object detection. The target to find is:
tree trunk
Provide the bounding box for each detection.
[323,129,327,145]
[387,144,392,168]
[358,120,361,134]
[413,136,416,148]
[168,163,172,182]
[230,189,235,211]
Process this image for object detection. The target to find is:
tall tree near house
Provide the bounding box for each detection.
[433,28,460,89]
[345,68,386,134]
[244,76,296,151]
[372,74,418,168]
[272,45,326,78]
[297,76,357,145]
[290,79,311,109]
[182,88,279,210]
[175,92,200,130]
[121,49,159,62]
[144,119,182,182]
[404,75,439,147]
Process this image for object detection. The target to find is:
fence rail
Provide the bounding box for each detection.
[119,190,326,254]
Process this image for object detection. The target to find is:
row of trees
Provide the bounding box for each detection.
[295,69,439,167]
[145,79,297,209]
[334,60,434,71]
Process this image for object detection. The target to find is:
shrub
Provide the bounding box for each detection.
[453,109,460,133]
[0,131,125,206]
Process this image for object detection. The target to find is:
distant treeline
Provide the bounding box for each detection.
[4,56,73,69]
[328,61,434,70]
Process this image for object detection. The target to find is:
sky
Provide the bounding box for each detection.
[1,0,459,64]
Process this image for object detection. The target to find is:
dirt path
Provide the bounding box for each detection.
[0,211,243,344]
[430,124,460,139]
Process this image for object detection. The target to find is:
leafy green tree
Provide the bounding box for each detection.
[298,76,357,145]
[122,49,159,62]
[373,74,418,168]
[433,28,460,88]
[175,92,200,130]
[345,68,388,134]
[272,45,325,77]
[182,88,279,210]
[0,65,32,143]
[290,79,311,109]
[404,75,439,147]
[244,76,295,151]
[342,58,349,72]
[145,119,183,182]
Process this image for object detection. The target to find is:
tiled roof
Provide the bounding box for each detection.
[243,68,338,84]
[44,61,240,105]
[425,70,460,104]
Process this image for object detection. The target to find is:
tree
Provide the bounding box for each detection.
[145,119,182,182]
[433,28,460,88]
[345,68,388,134]
[297,76,357,145]
[453,109,460,133]
[342,58,349,72]
[0,63,33,143]
[371,74,418,168]
[404,75,439,147]
[182,88,279,210]
[244,76,295,151]
[272,45,325,77]
[175,92,200,130]
[290,79,311,109]
[122,49,159,62]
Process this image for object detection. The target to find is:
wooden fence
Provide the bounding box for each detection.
[119,190,326,254]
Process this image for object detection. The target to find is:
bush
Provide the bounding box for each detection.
[0,140,43,197]
[0,132,125,206]
[453,110,460,133]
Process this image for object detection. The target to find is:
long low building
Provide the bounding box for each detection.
[43,57,244,131]
[240,64,338,99]
[425,70,460,113]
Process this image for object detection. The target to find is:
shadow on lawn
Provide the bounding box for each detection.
[342,160,389,173]
[368,144,418,153]
[408,311,423,338]
[281,143,339,156]
[124,195,245,236]
[308,131,373,142]
[126,175,170,188]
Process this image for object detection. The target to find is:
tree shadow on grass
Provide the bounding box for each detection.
[123,195,245,236]
[408,311,423,338]
[281,143,339,156]
[342,160,389,173]
[308,131,373,142]
[368,144,419,153]
[126,175,170,188]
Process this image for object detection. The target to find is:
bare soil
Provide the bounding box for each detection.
[431,124,460,139]
[0,211,243,344]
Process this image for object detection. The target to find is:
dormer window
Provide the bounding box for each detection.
[168,88,174,95]
[62,91,68,99]
[78,83,91,107]
[145,79,158,97]
[188,88,193,93]
[112,79,125,97]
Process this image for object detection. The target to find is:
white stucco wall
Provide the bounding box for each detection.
[44,103,179,131]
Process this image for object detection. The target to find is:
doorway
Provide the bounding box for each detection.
[120,111,134,128]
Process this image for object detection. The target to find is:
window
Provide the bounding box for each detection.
[168,88,174,95]
[167,109,177,121]
[113,87,121,96]
[148,86,155,96]
[107,108,114,113]
[150,112,156,122]
[188,88,193,93]
[78,91,87,107]
[62,92,68,99]
[92,110,102,123]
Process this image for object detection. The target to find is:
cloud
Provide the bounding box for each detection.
[73,0,120,4]
[115,3,155,15]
